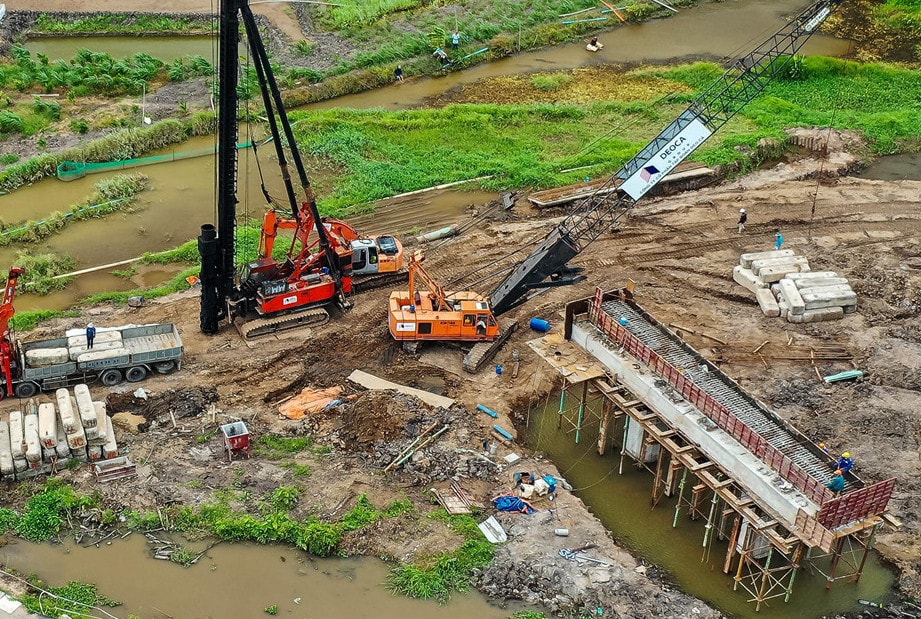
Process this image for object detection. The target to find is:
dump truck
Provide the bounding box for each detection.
[0,267,183,399]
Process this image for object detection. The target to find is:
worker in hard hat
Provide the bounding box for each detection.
[818,442,831,457]
[836,452,854,474]
[826,469,845,495]
[737,208,747,233]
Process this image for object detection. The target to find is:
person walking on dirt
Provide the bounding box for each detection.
[737,208,747,233]
[826,469,845,495]
[86,323,96,349]
[394,65,404,82]
[452,30,461,50]
[774,231,784,250]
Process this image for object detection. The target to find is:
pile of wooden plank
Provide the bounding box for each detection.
[0,383,121,481]
[733,250,857,323]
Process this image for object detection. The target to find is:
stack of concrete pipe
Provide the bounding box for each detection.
[733,249,857,323]
[0,384,120,481]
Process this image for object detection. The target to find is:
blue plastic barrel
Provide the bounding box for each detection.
[529,317,551,332]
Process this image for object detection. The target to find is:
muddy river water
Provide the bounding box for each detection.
[0,535,514,619]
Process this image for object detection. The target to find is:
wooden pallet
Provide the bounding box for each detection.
[432,481,477,514]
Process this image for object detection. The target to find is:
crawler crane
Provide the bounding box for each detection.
[388,0,845,371]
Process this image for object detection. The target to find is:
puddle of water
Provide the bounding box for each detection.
[0,534,514,619]
[24,36,216,63]
[857,153,921,181]
[527,393,896,619]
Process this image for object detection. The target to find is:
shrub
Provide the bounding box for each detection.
[0,110,24,133]
[530,73,572,91]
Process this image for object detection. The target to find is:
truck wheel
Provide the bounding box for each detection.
[154,361,175,374]
[15,382,38,398]
[126,366,148,383]
[100,369,123,386]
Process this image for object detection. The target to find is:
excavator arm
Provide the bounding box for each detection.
[490,0,843,316]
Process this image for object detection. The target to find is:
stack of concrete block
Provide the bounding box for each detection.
[0,383,121,481]
[733,250,856,323]
[774,272,857,323]
[74,384,99,441]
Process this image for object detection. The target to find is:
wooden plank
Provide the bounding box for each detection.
[348,370,455,408]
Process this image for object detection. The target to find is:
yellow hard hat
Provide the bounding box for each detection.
[842,452,850,458]
[818,442,826,448]
[834,469,843,475]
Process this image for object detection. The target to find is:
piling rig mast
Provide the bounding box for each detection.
[489,0,844,316]
[198,0,353,335]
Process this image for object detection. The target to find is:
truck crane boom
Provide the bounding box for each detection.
[490,0,843,316]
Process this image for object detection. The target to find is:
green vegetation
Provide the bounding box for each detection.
[21,579,119,619]
[280,462,313,477]
[169,545,197,567]
[508,612,547,619]
[121,493,413,559]
[388,510,493,603]
[0,479,98,541]
[9,309,71,332]
[255,434,315,459]
[264,605,279,615]
[531,73,573,91]
[0,153,19,165]
[32,14,212,35]
[270,485,300,512]
[0,173,148,248]
[15,251,76,295]
[0,46,163,97]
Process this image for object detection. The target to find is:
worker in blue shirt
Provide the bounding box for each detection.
[826,469,845,495]
[836,452,854,473]
[774,231,784,250]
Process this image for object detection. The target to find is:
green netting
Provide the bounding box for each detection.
[56,141,259,181]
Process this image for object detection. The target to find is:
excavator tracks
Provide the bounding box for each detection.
[236,307,330,340]
[351,271,409,295]
[463,320,519,374]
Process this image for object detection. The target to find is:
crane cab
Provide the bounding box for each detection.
[389,292,500,342]
[350,236,404,276]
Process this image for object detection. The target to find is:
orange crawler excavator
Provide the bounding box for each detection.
[388,253,504,358]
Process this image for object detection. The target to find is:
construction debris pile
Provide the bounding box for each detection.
[732,249,857,323]
[0,384,119,480]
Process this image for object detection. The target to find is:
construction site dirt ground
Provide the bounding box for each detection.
[0,129,918,616]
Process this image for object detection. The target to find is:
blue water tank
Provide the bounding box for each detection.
[529,317,551,332]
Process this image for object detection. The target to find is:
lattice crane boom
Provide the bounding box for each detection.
[490,0,843,316]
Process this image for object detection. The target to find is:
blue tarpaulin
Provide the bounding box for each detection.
[493,494,536,514]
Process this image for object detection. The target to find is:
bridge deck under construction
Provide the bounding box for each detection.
[531,287,896,610]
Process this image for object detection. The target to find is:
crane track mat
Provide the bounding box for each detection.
[463,320,519,373]
[236,307,329,340]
